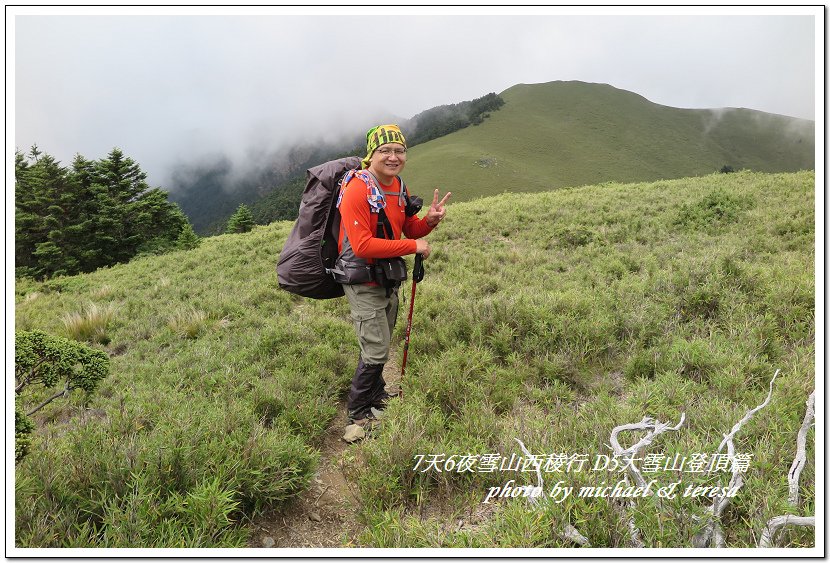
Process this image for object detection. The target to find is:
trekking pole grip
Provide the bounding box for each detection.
[413,253,425,283]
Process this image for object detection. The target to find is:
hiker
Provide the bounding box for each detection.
[336,124,450,425]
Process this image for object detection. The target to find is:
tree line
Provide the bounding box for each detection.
[247,93,507,226]
[14,91,509,271]
[15,146,199,280]
[405,92,506,147]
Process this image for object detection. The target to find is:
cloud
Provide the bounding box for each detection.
[12,11,817,191]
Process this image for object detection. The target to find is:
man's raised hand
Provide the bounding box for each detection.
[425,189,451,227]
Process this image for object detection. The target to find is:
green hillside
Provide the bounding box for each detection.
[15,171,815,548]
[403,81,814,201]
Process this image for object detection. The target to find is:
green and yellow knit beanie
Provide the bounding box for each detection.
[362,124,407,169]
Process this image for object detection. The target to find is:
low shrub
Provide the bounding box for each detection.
[15,405,35,463]
[15,330,110,462]
[554,225,597,247]
[674,189,753,231]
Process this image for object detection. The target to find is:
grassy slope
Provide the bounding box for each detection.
[14,224,360,547]
[15,170,815,548]
[402,81,814,202]
[349,170,815,548]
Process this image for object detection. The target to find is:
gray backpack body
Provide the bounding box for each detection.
[276,156,361,299]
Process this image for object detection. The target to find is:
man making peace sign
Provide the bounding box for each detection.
[336,124,451,428]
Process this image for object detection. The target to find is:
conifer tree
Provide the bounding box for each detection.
[69,154,103,268]
[15,145,191,278]
[176,222,201,250]
[15,152,78,277]
[225,204,255,234]
[92,148,151,263]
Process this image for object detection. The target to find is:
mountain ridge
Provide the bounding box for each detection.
[401,80,814,202]
[174,80,814,232]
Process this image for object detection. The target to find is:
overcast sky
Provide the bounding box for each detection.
[10,7,820,189]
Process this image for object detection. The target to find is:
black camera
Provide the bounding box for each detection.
[405,196,423,217]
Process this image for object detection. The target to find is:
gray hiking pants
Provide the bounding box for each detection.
[343,283,399,365]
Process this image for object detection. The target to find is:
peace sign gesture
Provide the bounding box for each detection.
[425,189,451,228]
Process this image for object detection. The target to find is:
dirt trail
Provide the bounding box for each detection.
[250,357,402,548]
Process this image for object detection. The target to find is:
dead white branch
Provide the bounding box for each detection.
[515,438,591,547]
[759,515,815,548]
[694,369,779,548]
[718,369,780,452]
[515,438,544,505]
[609,414,686,488]
[622,494,645,549]
[756,389,817,547]
[562,524,591,547]
[608,414,685,548]
[787,390,815,507]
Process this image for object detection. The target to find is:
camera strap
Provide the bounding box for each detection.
[366,175,409,297]
[376,208,394,240]
[375,208,403,296]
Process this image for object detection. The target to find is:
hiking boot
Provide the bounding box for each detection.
[371,390,399,411]
[348,360,385,415]
[347,407,379,427]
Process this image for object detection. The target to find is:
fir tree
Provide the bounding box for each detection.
[15,145,191,278]
[15,152,78,277]
[176,222,201,250]
[91,148,151,264]
[225,204,255,234]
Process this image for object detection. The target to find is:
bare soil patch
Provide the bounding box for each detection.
[250,398,362,548]
[250,358,403,548]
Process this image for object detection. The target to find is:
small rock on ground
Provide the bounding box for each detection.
[342,424,365,443]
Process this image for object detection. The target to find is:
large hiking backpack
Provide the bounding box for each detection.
[277,156,362,299]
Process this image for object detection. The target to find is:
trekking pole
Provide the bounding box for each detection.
[399,253,424,398]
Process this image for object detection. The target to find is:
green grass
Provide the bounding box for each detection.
[14,222,358,547]
[403,81,814,204]
[346,169,815,548]
[14,170,815,548]
[62,302,117,345]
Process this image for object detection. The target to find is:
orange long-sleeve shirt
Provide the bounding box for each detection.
[337,175,433,260]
